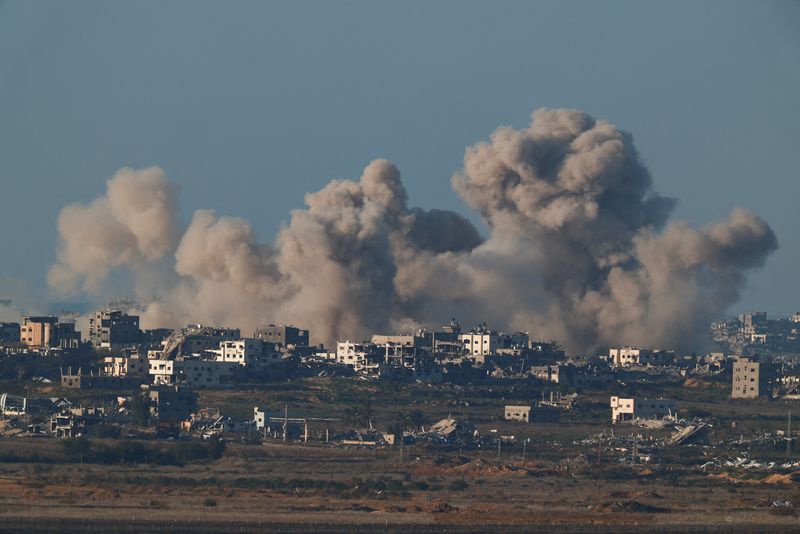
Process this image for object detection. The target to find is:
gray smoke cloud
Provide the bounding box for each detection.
[47,108,778,353]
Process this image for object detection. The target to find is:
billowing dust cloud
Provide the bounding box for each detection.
[48,108,778,352]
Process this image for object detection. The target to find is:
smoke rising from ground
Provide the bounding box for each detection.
[47,108,778,352]
[48,167,180,294]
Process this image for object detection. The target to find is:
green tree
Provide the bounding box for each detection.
[129,392,149,427]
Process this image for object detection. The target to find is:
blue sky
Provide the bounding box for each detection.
[0,0,798,316]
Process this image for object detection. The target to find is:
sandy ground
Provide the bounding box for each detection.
[0,441,799,532]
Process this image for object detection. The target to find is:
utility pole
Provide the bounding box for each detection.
[522,437,527,462]
[787,410,792,458]
[283,404,288,442]
[496,436,501,461]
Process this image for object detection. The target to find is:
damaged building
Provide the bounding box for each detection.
[732,355,778,399]
[61,367,140,390]
[609,347,674,367]
[88,309,141,349]
[149,358,236,388]
[611,396,677,423]
[504,405,531,423]
[19,316,81,349]
[254,324,310,349]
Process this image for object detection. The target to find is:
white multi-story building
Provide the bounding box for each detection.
[459,331,502,357]
[209,339,283,370]
[336,341,374,372]
[149,358,236,388]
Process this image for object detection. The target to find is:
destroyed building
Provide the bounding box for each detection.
[610,396,676,423]
[422,416,476,445]
[209,338,284,370]
[336,341,379,373]
[61,367,139,390]
[155,325,241,360]
[732,355,778,399]
[149,358,236,388]
[103,354,149,378]
[50,412,85,439]
[609,347,674,367]
[254,324,309,349]
[254,406,338,442]
[531,364,614,389]
[504,405,531,423]
[711,311,800,354]
[148,385,197,423]
[147,334,288,388]
[451,324,528,363]
[88,309,141,349]
[19,316,81,349]
[0,393,57,417]
[49,407,103,439]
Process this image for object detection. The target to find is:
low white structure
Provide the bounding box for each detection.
[610,396,676,423]
[504,405,531,423]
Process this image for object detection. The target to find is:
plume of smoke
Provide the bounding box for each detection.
[135,160,480,342]
[48,167,180,294]
[446,108,777,351]
[137,209,284,332]
[0,301,20,323]
[47,108,778,352]
[274,160,404,343]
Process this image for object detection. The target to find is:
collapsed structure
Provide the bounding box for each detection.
[610,396,676,424]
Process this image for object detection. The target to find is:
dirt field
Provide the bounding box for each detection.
[0,439,799,532]
[2,376,800,531]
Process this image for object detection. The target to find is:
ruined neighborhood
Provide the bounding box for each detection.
[1,306,800,530]
[1,2,797,530]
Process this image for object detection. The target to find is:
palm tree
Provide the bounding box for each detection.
[357,396,374,428]
[409,409,430,432]
[345,406,361,429]
[397,410,411,432]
